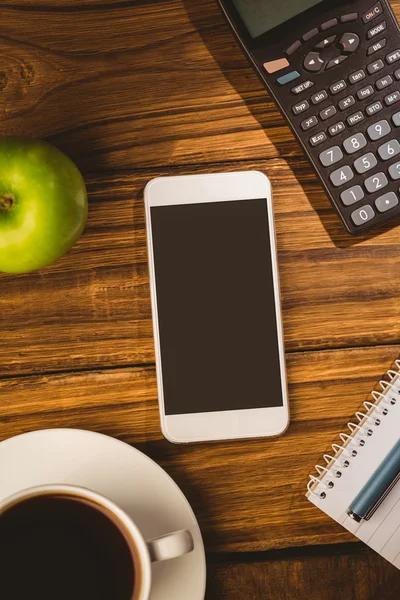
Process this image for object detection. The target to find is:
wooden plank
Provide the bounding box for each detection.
[206,545,400,600]
[1,0,398,170]
[2,161,400,375]
[1,345,399,553]
[0,0,293,169]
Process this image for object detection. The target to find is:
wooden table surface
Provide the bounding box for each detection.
[2,0,400,597]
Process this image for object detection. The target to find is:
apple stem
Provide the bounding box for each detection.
[0,194,15,211]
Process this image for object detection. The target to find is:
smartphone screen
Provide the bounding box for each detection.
[150,198,284,416]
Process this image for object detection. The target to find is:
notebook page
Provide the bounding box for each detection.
[307,374,400,570]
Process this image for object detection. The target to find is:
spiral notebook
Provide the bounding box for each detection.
[307,360,400,570]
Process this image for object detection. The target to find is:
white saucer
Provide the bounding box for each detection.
[0,429,206,600]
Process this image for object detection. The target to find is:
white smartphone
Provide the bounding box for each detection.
[145,171,289,443]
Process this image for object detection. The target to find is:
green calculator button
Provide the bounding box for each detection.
[277,71,300,85]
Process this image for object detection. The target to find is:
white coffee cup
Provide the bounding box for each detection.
[0,484,194,600]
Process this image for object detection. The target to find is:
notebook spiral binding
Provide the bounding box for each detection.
[307,360,400,500]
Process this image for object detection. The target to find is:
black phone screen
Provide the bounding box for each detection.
[150,199,284,415]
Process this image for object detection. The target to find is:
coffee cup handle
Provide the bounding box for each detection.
[146,529,194,563]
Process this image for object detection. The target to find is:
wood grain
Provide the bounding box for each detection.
[2,1,400,596]
[206,544,400,600]
[0,1,398,172]
[1,345,399,553]
[3,161,400,375]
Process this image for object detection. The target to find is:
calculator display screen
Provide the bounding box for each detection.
[232,0,325,38]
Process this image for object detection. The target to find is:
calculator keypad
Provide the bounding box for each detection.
[270,1,400,233]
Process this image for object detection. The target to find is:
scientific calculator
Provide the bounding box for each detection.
[217,0,400,234]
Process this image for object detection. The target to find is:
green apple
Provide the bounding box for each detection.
[0,136,88,274]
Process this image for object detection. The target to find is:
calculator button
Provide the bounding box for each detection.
[375,191,399,212]
[292,100,310,115]
[347,111,365,127]
[264,58,290,74]
[326,55,348,70]
[319,146,343,167]
[341,13,358,23]
[340,33,360,53]
[330,80,347,95]
[321,18,338,31]
[366,101,383,116]
[349,69,366,85]
[303,28,319,42]
[339,95,356,111]
[376,75,393,90]
[388,161,400,180]
[277,71,301,85]
[301,116,318,131]
[362,3,383,24]
[311,90,328,105]
[357,85,375,101]
[368,21,386,39]
[351,205,375,226]
[386,49,400,65]
[367,59,384,74]
[330,166,354,187]
[385,91,400,106]
[329,121,346,137]
[310,132,327,147]
[286,40,301,56]
[316,36,336,49]
[396,69,400,81]
[343,133,367,154]
[367,119,391,140]
[365,172,388,193]
[304,52,325,72]
[367,39,387,55]
[354,152,377,174]
[393,112,400,127]
[341,185,364,206]
[378,139,400,160]
[310,131,328,147]
[291,80,314,95]
[320,105,337,121]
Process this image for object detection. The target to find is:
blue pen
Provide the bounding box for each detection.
[347,438,400,523]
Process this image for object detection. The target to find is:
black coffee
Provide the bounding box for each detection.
[0,494,135,600]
